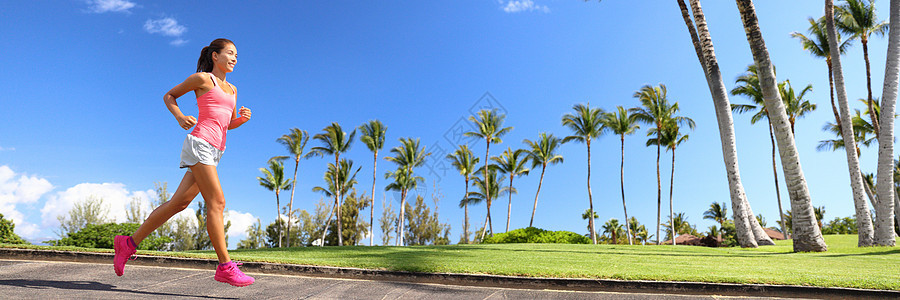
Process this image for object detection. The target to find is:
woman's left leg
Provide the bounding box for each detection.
[189,163,230,263]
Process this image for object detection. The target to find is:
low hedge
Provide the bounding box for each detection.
[481,227,590,244]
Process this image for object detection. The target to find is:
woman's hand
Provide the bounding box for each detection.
[178,115,197,130]
[239,106,251,120]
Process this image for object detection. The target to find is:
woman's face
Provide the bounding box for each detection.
[213,44,237,73]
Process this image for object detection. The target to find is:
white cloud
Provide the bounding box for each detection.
[40,182,154,229]
[144,17,187,37]
[86,0,136,14]
[0,146,14,151]
[0,166,53,238]
[225,210,257,240]
[501,0,550,13]
[169,38,189,46]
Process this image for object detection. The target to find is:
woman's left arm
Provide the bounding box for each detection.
[228,84,250,129]
[229,105,251,129]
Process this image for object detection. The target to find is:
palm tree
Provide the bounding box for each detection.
[873,0,900,246]
[492,147,530,233]
[814,206,826,230]
[826,0,877,247]
[647,119,693,245]
[383,167,423,246]
[818,106,878,155]
[359,120,387,246]
[601,219,625,245]
[730,65,790,239]
[446,145,479,243]
[627,217,650,245]
[257,156,293,248]
[465,109,513,239]
[310,123,356,246]
[662,212,695,243]
[792,15,852,131]
[836,0,889,137]
[678,0,765,248]
[736,0,827,252]
[562,103,604,244]
[312,158,361,246]
[632,84,692,245]
[581,209,599,238]
[523,133,564,228]
[467,166,505,240]
[384,137,430,246]
[780,80,817,135]
[601,107,639,245]
[703,202,728,225]
[277,128,311,247]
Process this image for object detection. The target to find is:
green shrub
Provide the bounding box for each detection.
[51,223,171,250]
[0,213,29,245]
[719,220,739,247]
[482,227,590,244]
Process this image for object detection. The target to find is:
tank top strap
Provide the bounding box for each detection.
[208,72,218,87]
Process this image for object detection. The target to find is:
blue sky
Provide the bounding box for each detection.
[0,0,893,248]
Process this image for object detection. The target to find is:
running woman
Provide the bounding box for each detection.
[114,38,254,287]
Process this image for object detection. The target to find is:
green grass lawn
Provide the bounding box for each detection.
[3,235,898,290]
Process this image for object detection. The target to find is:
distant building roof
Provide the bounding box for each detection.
[763,227,785,240]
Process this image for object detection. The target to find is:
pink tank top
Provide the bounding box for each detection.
[190,73,236,151]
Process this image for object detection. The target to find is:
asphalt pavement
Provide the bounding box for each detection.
[0,259,780,300]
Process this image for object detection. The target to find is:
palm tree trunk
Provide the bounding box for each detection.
[736,0,826,252]
[485,142,493,237]
[506,176,513,232]
[287,159,299,247]
[370,151,378,246]
[335,155,343,246]
[619,136,633,245]
[895,187,900,237]
[486,198,493,237]
[320,201,334,247]
[655,133,662,245]
[826,0,876,247]
[587,139,597,244]
[768,122,788,239]
[684,0,758,247]
[464,202,470,243]
[863,179,878,209]
[863,37,882,138]
[336,193,343,246]
[828,60,842,129]
[669,146,676,246]
[464,177,470,243]
[874,0,900,246]
[530,165,546,228]
[276,191,282,248]
[397,188,407,246]
[479,212,489,241]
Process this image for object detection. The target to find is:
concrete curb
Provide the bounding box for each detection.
[1,247,897,299]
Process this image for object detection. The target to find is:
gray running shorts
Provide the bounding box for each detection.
[180,134,224,171]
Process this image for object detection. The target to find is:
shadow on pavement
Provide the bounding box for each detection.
[0,279,238,299]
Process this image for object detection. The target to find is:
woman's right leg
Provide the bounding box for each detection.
[132,171,200,245]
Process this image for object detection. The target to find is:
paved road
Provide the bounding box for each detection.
[0,259,784,299]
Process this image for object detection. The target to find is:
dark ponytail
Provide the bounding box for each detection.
[196,38,235,72]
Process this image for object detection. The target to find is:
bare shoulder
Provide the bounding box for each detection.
[186,72,212,85]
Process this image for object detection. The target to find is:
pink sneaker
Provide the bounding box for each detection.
[215,261,255,287]
[113,235,137,276]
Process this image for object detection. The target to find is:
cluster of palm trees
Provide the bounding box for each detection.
[259,120,437,247]
[675,0,897,251]
[790,0,900,246]
[444,88,692,246]
[254,0,898,251]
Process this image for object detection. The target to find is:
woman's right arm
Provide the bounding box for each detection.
[164,73,205,130]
